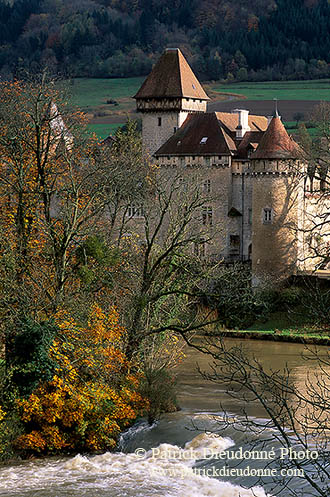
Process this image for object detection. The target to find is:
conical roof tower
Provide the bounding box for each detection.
[252,115,300,160]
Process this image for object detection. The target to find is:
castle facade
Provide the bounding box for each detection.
[134,48,329,286]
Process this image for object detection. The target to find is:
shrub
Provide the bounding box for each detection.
[14,305,148,455]
[7,319,57,397]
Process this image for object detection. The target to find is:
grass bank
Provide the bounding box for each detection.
[213,311,330,345]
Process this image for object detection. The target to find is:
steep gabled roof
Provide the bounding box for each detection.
[154,113,231,156]
[252,116,300,159]
[134,48,209,100]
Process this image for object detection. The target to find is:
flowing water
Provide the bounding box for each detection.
[0,339,327,497]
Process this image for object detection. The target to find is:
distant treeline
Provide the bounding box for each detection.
[0,0,330,82]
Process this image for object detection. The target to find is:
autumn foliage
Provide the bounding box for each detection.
[14,305,148,455]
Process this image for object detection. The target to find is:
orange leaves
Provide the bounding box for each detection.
[15,305,149,455]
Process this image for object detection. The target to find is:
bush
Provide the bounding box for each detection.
[280,286,303,307]
[138,367,178,425]
[206,264,269,328]
[13,306,148,455]
[7,319,57,397]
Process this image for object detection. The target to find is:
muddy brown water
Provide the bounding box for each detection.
[0,339,327,497]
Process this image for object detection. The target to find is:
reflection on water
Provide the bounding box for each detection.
[0,339,327,497]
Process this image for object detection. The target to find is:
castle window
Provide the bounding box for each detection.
[194,238,206,257]
[158,117,162,126]
[127,204,144,218]
[203,179,211,193]
[229,235,240,255]
[320,178,329,191]
[230,235,240,247]
[263,208,272,224]
[248,208,252,224]
[174,127,177,133]
[202,207,213,225]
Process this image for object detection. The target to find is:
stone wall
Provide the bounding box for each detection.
[251,164,302,286]
[142,112,189,156]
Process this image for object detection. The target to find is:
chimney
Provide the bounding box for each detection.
[232,109,250,139]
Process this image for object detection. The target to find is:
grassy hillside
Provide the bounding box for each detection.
[70,77,330,138]
[70,77,144,111]
[208,79,330,101]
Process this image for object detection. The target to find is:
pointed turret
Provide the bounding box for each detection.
[252,115,300,160]
[250,114,303,287]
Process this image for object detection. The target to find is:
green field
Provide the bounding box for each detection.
[70,77,144,111]
[68,77,329,138]
[87,123,122,139]
[209,79,330,101]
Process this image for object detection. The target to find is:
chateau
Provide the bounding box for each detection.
[134,48,329,286]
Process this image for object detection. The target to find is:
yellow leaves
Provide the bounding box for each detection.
[0,406,6,423]
[15,431,47,453]
[15,305,149,455]
[16,394,43,422]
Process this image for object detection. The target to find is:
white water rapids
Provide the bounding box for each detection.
[0,429,271,497]
[1,339,325,497]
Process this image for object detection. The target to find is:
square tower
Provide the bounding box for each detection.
[134,48,209,156]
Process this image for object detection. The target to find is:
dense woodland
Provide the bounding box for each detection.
[0,0,330,81]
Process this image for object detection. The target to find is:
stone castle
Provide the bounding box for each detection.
[133,48,329,286]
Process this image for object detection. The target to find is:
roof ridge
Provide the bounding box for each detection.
[177,49,184,100]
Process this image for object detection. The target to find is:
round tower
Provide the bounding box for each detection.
[250,113,303,287]
[134,48,209,156]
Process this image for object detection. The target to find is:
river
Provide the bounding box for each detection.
[0,339,327,497]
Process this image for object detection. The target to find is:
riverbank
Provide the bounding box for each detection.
[206,329,330,346]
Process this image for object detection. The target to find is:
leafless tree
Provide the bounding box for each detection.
[110,166,226,360]
[187,334,330,497]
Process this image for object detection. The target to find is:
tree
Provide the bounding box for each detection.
[13,305,148,455]
[293,112,305,127]
[0,76,150,371]
[297,102,330,269]
[110,166,226,360]
[188,335,330,497]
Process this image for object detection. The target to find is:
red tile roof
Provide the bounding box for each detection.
[155,113,231,156]
[252,116,300,159]
[134,48,209,101]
